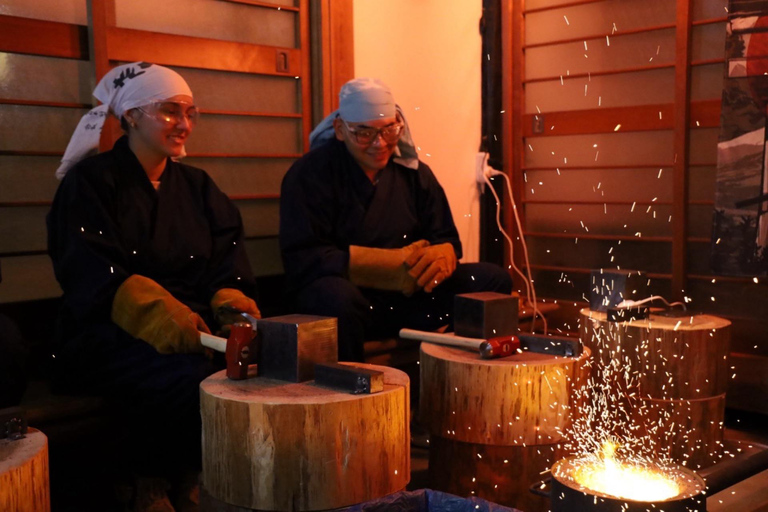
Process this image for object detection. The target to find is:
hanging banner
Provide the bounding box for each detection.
[713,0,768,275]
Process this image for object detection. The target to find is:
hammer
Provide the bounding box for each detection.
[399,329,583,359]
[399,328,519,359]
[200,318,257,380]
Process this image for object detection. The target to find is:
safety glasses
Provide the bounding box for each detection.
[342,118,403,145]
[137,100,200,127]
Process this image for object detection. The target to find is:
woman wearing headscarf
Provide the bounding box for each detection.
[47,62,260,510]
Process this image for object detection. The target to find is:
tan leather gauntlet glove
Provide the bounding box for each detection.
[349,239,429,295]
[405,243,457,293]
[111,275,210,354]
[210,288,261,332]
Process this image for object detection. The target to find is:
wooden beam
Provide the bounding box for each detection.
[106,27,302,76]
[505,0,526,279]
[0,15,88,60]
[523,99,721,136]
[315,0,354,119]
[299,0,312,150]
[218,0,300,11]
[88,0,118,152]
[672,0,693,300]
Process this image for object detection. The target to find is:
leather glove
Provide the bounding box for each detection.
[210,288,261,333]
[405,243,457,293]
[348,240,429,295]
[111,275,210,354]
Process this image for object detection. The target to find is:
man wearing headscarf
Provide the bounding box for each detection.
[280,78,512,361]
[47,62,259,510]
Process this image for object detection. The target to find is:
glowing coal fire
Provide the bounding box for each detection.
[569,441,680,502]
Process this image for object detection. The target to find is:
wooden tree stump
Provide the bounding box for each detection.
[0,428,50,512]
[420,342,590,512]
[200,363,409,512]
[579,309,731,469]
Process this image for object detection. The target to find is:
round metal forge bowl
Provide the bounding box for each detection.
[550,456,706,512]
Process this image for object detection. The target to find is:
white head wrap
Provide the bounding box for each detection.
[308,77,419,170]
[55,62,193,180]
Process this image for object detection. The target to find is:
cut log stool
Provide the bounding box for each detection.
[420,342,590,512]
[0,428,50,512]
[580,309,731,469]
[200,363,410,511]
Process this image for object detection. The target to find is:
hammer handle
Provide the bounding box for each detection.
[399,328,483,350]
[200,332,227,353]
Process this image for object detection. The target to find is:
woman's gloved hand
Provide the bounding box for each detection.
[111,275,210,354]
[405,242,457,293]
[210,288,261,335]
[348,240,430,295]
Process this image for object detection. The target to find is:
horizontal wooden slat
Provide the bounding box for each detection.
[0,15,88,60]
[525,231,672,242]
[522,163,715,171]
[522,199,714,206]
[186,152,301,159]
[219,0,300,11]
[524,99,721,136]
[0,98,91,109]
[229,193,280,200]
[525,58,723,84]
[527,263,671,279]
[199,109,302,119]
[107,27,301,76]
[524,0,610,15]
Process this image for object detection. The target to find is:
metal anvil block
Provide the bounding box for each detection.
[454,291,519,339]
[257,314,338,382]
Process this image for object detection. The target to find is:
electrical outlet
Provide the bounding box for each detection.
[475,152,488,185]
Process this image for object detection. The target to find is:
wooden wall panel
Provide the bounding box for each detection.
[0,105,88,152]
[525,131,674,167]
[526,28,676,80]
[0,157,62,202]
[507,0,763,412]
[169,67,300,113]
[0,0,87,25]
[114,0,297,47]
[523,168,674,202]
[691,0,729,20]
[237,200,280,238]
[0,256,61,303]
[691,63,728,100]
[0,52,92,104]
[527,237,673,274]
[106,28,302,76]
[0,208,48,254]
[183,157,294,196]
[524,0,675,46]
[186,116,301,154]
[525,203,674,237]
[525,68,676,112]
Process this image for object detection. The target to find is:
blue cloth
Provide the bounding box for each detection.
[340,488,522,512]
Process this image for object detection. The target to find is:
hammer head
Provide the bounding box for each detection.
[479,335,520,359]
[225,322,257,380]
